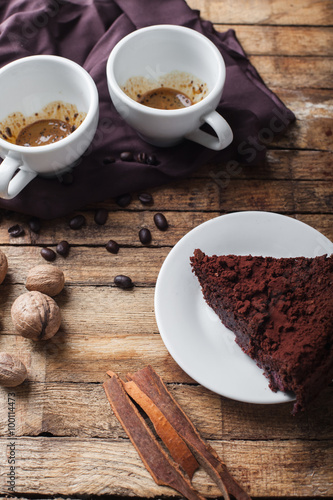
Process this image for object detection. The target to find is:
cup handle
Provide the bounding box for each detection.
[185,110,233,151]
[0,156,37,199]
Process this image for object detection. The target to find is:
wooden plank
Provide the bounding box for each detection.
[217,179,294,212]
[0,382,331,441]
[2,246,171,285]
[88,176,219,213]
[218,179,333,214]
[1,209,332,289]
[268,150,333,180]
[0,186,332,247]
[271,89,332,120]
[274,117,332,152]
[187,0,333,26]
[0,331,192,383]
[1,173,332,238]
[0,197,332,251]
[249,56,333,89]
[215,26,333,57]
[54,333,187,382]
[0,437,332,497]
[294,181,333,213]
[0,382,222,440]
[208,150,333,181]
[1,284,159,336]
[271,89,333,151]
[89,150,333,190]
[0,209,218,245]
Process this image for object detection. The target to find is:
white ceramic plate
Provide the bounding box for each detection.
[154,211,333,405]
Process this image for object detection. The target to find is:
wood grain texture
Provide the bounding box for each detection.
[188,0,333,25]
[1,382,331,440]
[1,203,332,251]
[1,246,171,285]
[1,284,158,336]
[208,150,333,181]
[0,437,332,497]
[271,89,333,151]
[216,26,333,56]
[0,382,222,439]
[0,330,191,383]
[249,56,333,89]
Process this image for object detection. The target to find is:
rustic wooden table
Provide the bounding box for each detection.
[0,0,332,499]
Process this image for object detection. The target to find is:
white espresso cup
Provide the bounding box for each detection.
[106,25,233,150]
[0,55,99,200]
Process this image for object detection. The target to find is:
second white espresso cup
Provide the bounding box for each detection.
[106,25,233,150]
[0,55,99,200]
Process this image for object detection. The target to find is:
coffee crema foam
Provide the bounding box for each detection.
[122,70,208,106]
[0,101,86,145]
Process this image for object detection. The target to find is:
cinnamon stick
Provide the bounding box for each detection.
[103,371,205,500]
[124,379,199,479]
[126,365,251,500]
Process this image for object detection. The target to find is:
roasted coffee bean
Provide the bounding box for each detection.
[8,224,25,238]
[138,192,153,205]
[69,214,86,230]
[137,152,148,163]
[94,208,108,225]
[139,227,152,245]
[56,240,70,257]
[146,154,158,165]
[114,275,133,289]
[115,193,132,207]
[102,156,115,165]
[106,240,119,254]
[120,151,134,162]
[28,217,41,234]
[154,212,168,231]
[41,247,56,261]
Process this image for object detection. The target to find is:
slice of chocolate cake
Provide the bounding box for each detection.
[190,249,333,414]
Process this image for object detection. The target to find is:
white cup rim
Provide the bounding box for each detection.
[0,54,99,154]
[106,24,225,116]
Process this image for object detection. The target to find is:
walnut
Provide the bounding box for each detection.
[11,291,61,341]
[0,249,8,284]
[0,352,27,387]
[26,264,65,296]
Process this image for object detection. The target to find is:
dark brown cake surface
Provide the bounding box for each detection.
[190,249,333,413]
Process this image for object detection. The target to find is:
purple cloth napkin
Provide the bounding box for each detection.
[0,0,295,219]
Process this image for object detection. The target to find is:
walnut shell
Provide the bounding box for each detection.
[0,249,8,285]
[11,291,61,341]
[26,264,65,296]
[0,352,27,387]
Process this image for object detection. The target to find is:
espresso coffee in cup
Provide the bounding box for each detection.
[0,55,99,200]
[106,25,233,150]
[1,101,86,147]
[16,119,72,146]
[139,87,192,110]
[122,70,208,110]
